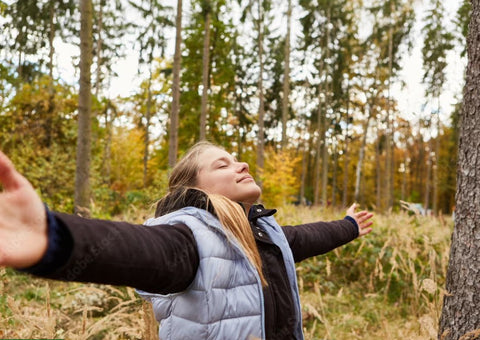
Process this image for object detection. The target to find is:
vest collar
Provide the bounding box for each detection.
[248,204,277,221]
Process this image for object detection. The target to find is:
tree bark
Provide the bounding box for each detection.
[200,2,211,141]
[433,99,441,215]
[281,0,291,149]
[342,81,351,207]
[439,1,480,337]
[375,122,382,211]
[354,106,372,204]
[424,137,432,212]
[168,0,182,168]
[321,102,329,208]
[74,0,93,217]
[94,0,103,97]
[331,139,338,207]
[256,0,265,180]
[313,71,324,206]
[143,71,152,188]
[321,7,331,208]
[385,0,394,211]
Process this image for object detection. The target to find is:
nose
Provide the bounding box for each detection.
[236,161,249,173]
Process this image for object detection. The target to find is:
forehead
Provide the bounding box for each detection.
[198,146,234,166]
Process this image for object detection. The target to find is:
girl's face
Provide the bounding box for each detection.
[196,147,261,206]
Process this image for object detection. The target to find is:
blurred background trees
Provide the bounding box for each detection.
[0,0,466,216]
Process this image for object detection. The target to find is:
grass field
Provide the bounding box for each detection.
[0,205,452,339]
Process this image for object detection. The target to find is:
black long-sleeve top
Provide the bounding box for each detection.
[25,204,359,340]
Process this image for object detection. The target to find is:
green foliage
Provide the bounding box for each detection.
[1,0,76,81]
[179,0,238,147]
[0,76,78,211]
[455,0,471,57]
[422,0,455,98]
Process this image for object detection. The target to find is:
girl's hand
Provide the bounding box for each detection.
[346,203,373,237]
[0,151,48,268]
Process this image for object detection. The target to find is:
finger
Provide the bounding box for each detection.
[355,210,369,218]
[359,227,373,237]
[359,219,374,229]
[347,203,357,214]
[0,151,24,191]
[356,211,373,222]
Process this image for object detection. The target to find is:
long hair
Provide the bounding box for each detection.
[156,142,267,286]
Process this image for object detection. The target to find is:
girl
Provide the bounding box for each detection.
[0,142,373,340]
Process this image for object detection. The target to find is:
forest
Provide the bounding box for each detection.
[0,0,476,339]
[0,0,468,217]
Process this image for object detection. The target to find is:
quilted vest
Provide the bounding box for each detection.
[136,206,304,340]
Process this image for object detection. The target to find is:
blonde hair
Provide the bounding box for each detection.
[156,142,267,286]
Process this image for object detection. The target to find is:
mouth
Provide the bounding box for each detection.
[237,175,254,183]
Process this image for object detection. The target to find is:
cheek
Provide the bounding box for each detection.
[197,172,232,193]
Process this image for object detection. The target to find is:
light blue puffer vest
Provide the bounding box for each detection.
[136,206,304,340]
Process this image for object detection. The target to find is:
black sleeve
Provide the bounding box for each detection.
[282,217,359,262]
[34,212,199,295]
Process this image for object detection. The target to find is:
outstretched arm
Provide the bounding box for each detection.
[0,150,48,268]
[283,203,373,262]
[0,151,199,294]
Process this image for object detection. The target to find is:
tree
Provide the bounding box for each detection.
[255,0,267,180]
[299,0,360,206]
[129,0,173,185]
[92,0,129,96]
[199,0,212,141]
[438,1,480,338]
[455,0,471,57]
[421,0,454,214]
[281,0,292,149]
[74,0,93,216]
[168,0,182,168]
[362,0,415,211]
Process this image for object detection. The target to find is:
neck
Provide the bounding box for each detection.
[238,202,252,216]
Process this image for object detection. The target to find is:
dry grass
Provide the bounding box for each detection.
[282,206,452,340]
[0,205,453,339]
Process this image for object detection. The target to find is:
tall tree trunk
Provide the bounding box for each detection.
[375,123,382,211]
[300,137,308,205]
[95,0,103,97]
[74,0,93,217]
[342,82,350,207]
[385,1,394,211]
[168,0,182,168]
[354,106,372,203]
[433,98,441,214]
[424,136,432,213]
[321,7,331,208]
[313,72,324,206]
[143,70,152,188]
[401,152,407,201]
[200,2,211,141]
[102,100,115,184]
[331,139,338,207]
[256,0,265,180]
[321,102,329,208]
[281,0,291,149]
[46,3,55,148]
[439,1,480,336]
[416,132,424,201]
